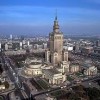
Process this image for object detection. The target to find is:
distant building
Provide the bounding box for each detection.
[63,46,73,51]
[5,43,8,50]
[0,42,1,51]
[42,43,47,49]
[95,40,100,47]
[0,85,5,90]
[27,41,30,46]
[81,47,93,54]
[10,34,12,40]
[94,47,100,54]
[74,41,80,52]
[4,50,26,55]
[20,42,23,50]
[22,40,25,45]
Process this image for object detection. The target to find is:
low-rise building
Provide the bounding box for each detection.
[24,62,43,76]
[42,68,66,84]
[94,47,100,54]
[69,64,80,73]
[24,58,44,76]
[57,61,70,73]
[81,47,93,54]
[82,64,97,76]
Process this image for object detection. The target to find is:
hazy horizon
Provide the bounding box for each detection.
[0,0,100,36]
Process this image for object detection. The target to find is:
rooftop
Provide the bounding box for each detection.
[46,68,60,75]
[30,62,41,65]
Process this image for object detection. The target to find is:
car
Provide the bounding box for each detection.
[13,72,15,75]
[84,77,88,80]
[89,83,91,85]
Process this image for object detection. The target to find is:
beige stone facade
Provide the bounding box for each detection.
[42,68,66,84]
[83,65,97,76]
[45,16,68,66]
[24,58,43,76]
[57,61,70,73]
[24,16,69,85]
[70,64,80,73]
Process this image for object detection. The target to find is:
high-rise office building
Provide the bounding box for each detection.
[96,40,100,47]
[10,34,12,40]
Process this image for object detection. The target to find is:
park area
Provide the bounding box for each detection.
[75,72,86,78]
[30,78,50,91]
[67,75,74,81]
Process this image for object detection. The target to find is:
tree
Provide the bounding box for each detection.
[85,87,100,100]
[68,93,80,100]
[3,81,9,89]
[0,64,3,75]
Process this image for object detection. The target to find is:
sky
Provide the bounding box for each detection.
[0,0,100,36]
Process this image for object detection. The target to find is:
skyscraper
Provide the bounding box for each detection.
[45,15,68,66]
[96,40,100,47]
[10,34,12,40]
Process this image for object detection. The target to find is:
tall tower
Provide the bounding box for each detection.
[49,15,63,65]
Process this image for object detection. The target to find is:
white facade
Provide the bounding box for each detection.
[27,41,30,46]
[0,85,5,90]
[10,34,12,39]
[63,46,73,51]
[0,43,1,49]
[5,43,8,50]
[43,43,47,49]
[24,66,42,76]
[83,66,97,76]
[20,42,23,49]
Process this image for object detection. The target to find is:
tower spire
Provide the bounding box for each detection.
[55,9,57,20]
[53,9,59,33]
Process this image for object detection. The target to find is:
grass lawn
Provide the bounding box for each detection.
[75,72,86,78]
[0,96,3,100]
[67,75,74,81]
[30,79,42,91]
[36,79,50,90]
[75,72,82,76]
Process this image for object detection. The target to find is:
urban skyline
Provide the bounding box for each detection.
[0,0,100,36]
[0,1,100,99]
